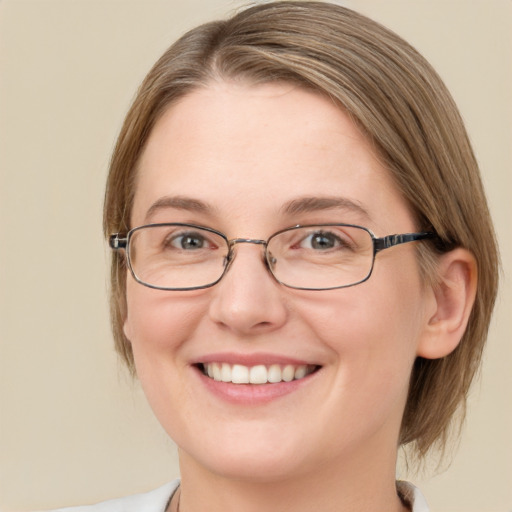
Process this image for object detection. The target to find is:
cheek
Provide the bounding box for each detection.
[285,277,426,454]
[122,281,211,434]
[297,257,427,378]
[301,288,424,352]
[123,279,207,361]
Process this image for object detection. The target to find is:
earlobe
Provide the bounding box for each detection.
[123,317,133,342]
[417,248,478,359]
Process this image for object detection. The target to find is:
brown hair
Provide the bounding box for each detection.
[103,1,499,460]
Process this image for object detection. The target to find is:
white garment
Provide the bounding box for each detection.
[49,480,179,512]
[49,479,429,511]
[397,481,430,512]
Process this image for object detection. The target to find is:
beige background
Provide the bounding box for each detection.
[0,1,510,511]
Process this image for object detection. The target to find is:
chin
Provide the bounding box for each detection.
[194,450,315,483]
[176,428,322,483]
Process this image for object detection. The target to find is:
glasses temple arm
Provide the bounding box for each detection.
[373,232,437,253]
[109,234,128,250]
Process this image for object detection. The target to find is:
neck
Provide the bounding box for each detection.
[175,447,409,512]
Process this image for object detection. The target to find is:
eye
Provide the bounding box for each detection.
[299,231,345,250]
[166,231,213,250]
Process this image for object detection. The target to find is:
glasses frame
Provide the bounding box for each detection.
[109,223,437,291]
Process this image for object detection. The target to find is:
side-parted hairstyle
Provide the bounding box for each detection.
[103,1,499,461]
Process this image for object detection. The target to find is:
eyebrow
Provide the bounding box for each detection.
[281,196,371,220]
[145,195,215,223]
[144,194,370,223]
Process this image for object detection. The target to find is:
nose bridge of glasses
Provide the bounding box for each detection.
[225,238,271,269]
[229,238,267,248]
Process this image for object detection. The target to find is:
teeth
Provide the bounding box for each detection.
[221,363,231,383]
[249,365,267,384]
[202,362,316,384]
[212,363,222,381]
[267,364,282,383]
[294,365,307,379]
[232,364,249,384]
[282,365,295,382]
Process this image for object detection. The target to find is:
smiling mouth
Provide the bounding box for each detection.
[199,363,319,384]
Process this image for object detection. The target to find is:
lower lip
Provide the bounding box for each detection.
[194,367,319,405]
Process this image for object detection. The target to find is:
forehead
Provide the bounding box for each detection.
[132,81,412,234]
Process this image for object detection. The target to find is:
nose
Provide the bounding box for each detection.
[208,241,288,336]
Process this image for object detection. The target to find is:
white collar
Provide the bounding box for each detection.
[397,481,430,512]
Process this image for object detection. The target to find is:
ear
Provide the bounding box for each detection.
[123,316,133,342]
[417,248,477,359]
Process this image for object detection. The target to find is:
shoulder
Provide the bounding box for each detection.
[396,481,430,512]
[47,480,180,512]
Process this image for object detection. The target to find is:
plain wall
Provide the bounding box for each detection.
[1,1,510,511]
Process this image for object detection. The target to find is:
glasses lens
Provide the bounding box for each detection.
[267,225,374,289]
[128,225,229,289]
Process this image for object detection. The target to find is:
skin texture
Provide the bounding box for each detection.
[123,82,474,512]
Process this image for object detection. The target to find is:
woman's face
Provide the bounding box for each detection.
[124,82,434,482]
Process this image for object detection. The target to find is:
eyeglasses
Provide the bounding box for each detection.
[109,223,437,291]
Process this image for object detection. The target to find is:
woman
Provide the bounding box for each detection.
[57,2,498,511]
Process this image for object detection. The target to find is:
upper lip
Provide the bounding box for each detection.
[192,352,320,367]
